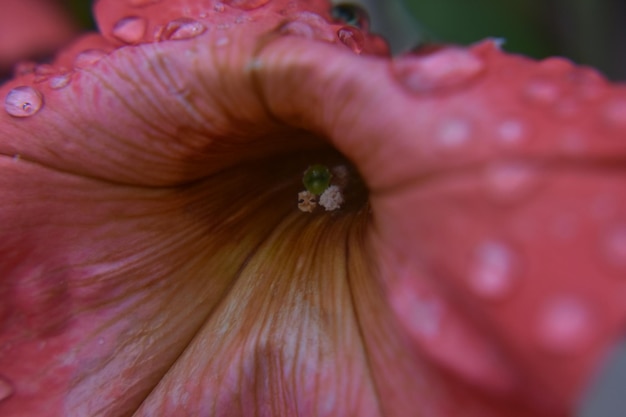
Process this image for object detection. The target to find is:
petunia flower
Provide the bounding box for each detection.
[1,1,626,416]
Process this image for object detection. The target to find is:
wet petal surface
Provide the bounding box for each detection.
[0,1,625,417]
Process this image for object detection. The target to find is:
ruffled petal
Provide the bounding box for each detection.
[251,34,626,415]
[2,0,626,416]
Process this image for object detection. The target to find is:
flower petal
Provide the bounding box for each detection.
[250,36,626,414]
[0,1,385,416]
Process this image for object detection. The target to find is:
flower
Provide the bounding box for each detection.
[1,1,626,416]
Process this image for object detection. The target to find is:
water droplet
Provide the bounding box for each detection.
[214,2,226,12]
[74,49,108,69]
[537,297,595,354]
[539,57,574,74]
[0,376,13,402]
[393,48,485,94]
[129,0,159,5]
[603,98,626,129]
[483,161,540,203]
[156,18,207,41]
[496,119,527,148]
[278,13,336,43]
[337,26,364,54]
[223,0,269,10]
[468,241,519,300]
[112,16,147,44]
[524,78,561,104]
[98,337,105,345]
[5,86,43,117]
[49,73,72,90]
[435,118,473,150]
[603,225,626,270]
[215,36,230,48]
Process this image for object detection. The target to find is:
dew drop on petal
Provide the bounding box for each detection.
[537,297,595,354]
[5,86,43,117]
[280,21,315,39]
[435,118,473,151]
[129,0,160,5]
[223,0,269,10]
[157,18,207,41]
[337,26,364,54]
[49,73,72,90]
[74,49,108,69]
[393,48,485,94]
[279,13,336,43]
[483,161,540,203]
[0,376,14,402]
[496,119,527,148]
[468,241,519,300]
[112,16,147,44]
[215,37,230,48]
[603,98,626,129]
[523,78,561,105]
[603,225,626,270]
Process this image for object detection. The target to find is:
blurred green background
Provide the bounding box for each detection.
[402,0,626,80]
[63,0,625,80]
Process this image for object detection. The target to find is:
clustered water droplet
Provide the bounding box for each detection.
[156,18,207,41]
[5,86,43,117]
[112,16,147,44]
[74,49,108,69]
[279,12,336,43]
[337,26,364,55]
[49,73,73,90]
[393,48,486,94]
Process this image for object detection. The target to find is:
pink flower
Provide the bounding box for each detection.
[1,1,625,416]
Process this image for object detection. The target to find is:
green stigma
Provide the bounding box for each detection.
[303,164,332,195]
